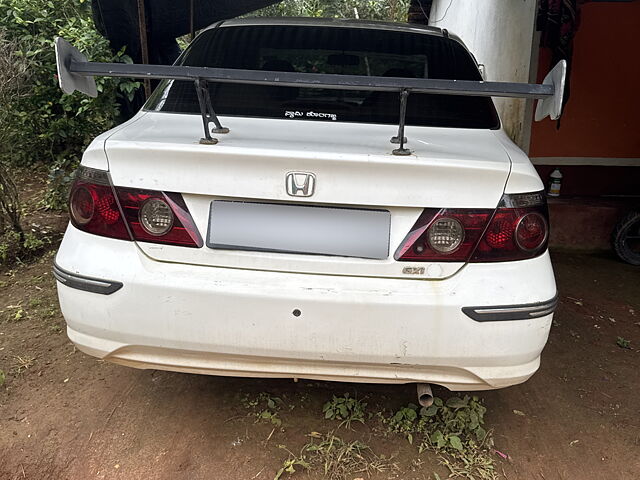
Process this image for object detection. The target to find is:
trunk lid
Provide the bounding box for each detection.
[105,112,511,279]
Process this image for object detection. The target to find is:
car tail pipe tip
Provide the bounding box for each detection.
[416,383,434,407]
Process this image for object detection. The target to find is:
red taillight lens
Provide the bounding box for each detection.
[69,186,95,225]
[395,192,549,263]
[69,170,130,240]
[471,206,548,262]
[68,166,202,248]
[116,188,203,247]
[515,213,548,251]
[394,209,493,261]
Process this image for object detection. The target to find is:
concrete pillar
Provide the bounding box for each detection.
[429,0,538,149]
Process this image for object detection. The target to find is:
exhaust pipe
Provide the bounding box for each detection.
[416,383,434,407]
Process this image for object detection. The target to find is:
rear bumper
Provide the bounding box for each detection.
[55,224,557,390]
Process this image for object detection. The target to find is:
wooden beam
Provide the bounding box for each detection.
[136,0,151,98]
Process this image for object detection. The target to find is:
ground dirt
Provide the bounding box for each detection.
[0,198,639,479]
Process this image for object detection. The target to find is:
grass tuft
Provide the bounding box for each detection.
[276,431,397,480]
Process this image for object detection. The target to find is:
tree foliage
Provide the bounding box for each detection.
[251,0,410,22]
[0,0,139,208]
[0,29,28,236]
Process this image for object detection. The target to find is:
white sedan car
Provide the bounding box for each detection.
[54,18,557,395]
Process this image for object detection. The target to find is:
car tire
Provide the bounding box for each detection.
[613,211,640,266]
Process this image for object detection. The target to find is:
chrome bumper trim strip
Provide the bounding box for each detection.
[53,263,123,295]
[462,293,558,322]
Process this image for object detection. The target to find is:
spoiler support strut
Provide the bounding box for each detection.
[194,78,229,145]
[54,37,567,153]
[391,89,411,156]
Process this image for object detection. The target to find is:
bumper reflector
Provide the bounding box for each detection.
[462,294,558,322]
[53,263,123,295]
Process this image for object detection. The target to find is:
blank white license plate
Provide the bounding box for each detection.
[207,201,390,259]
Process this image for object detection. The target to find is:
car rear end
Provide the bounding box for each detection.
[54,19,557,391]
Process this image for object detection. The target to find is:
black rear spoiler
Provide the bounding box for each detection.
[55,37,566,154]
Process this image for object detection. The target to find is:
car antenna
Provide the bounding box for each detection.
[194,78,229,145]
[391,89,411,156]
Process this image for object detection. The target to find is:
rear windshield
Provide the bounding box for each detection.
[146,24,500,129]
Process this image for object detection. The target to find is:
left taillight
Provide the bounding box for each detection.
[394,191,549,263]
[69,167,130,240]
[69,166,202,248]
[115,187,203,247]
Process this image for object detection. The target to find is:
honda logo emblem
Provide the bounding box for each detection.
[286,172,316,197]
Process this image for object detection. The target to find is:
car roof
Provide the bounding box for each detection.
[206,16,460,42]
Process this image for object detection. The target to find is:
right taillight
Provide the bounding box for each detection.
[471,206,548,262]
[68,166,202,248]
[395,192,549,263]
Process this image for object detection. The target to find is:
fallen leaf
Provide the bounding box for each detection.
[513,410,526,416]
